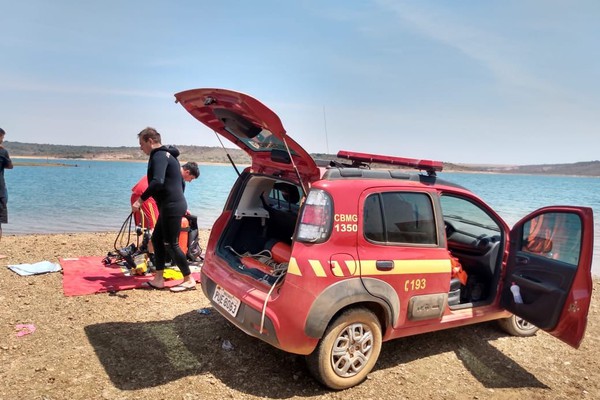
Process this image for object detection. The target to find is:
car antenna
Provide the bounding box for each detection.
[281,135,308,197]
[323,105,329,154]
[214,130,240,176]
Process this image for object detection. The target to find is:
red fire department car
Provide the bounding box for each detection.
[175,88,594,390]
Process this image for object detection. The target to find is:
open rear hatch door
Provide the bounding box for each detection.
[175,88,320,185]
[501,206,594,348]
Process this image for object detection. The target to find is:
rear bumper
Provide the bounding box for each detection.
[201,265,319,355]
[201,273,282,348]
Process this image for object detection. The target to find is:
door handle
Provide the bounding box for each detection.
[516,255,530,264]
[376,260,394,271]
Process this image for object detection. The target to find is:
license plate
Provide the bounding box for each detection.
[212,285,241,317]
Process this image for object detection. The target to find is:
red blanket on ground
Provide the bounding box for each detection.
[60,257,200,296]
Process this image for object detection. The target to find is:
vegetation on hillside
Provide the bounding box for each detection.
[6,141,251,164]
[478,161,600,177]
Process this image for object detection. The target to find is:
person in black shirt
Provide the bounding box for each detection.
[132,127,196,292]
[0,128,13,258]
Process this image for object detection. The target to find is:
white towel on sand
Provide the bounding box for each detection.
[8,261,62,276]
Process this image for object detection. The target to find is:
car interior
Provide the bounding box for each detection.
[215,174,300,282]
[441,195,504,308]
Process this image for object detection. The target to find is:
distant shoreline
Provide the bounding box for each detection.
[12,155,145,163]
[6,141,600,176]
[11,156,597,177]
[9,155,600,177]
[9,155,495,173]
[11,155,233,167]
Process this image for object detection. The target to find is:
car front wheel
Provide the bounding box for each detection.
[498,314,539,337]
[306,308,382,390]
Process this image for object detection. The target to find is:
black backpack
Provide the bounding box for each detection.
[184,214,203,262]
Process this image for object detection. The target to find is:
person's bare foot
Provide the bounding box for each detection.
[0,255,7,259]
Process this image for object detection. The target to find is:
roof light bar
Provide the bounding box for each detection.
[337,150,443,175]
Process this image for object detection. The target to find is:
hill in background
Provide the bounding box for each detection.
[473,161,600,176]
[6,141,600,177]
[6,141,251,164]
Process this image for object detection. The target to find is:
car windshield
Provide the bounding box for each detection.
[441,195,501,237]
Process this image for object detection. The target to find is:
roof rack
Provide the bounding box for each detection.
[336,150,443,176]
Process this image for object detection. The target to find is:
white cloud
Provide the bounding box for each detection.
[375,1,562,96]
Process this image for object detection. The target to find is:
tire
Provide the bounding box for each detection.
[306,308,382,390]
[498,315,539,337]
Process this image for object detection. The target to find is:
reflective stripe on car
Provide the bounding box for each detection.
[287,257,451,277]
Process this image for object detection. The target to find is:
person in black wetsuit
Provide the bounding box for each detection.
[132,127,196,292]
[0,128,13,258]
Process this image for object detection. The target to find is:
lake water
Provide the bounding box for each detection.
[5,159,600,275]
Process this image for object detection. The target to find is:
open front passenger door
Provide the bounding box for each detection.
[502,206,594,348]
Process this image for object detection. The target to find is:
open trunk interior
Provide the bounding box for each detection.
[215,174,302,283]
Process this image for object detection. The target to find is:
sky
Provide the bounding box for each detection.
[1,0,599,165]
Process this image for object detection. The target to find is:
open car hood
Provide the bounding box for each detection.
[175,88,320,184]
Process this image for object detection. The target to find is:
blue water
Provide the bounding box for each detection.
[5,160,600,275]
[5,159,239,233]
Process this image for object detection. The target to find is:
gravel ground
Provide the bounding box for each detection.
[1,231,599,400]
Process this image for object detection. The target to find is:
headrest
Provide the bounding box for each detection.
[273,182,300,204]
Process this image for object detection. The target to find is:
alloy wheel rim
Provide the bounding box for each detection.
[331,322,374,377]
[516,317,535,331]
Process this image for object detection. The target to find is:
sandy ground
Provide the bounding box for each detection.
[1,231,599,400]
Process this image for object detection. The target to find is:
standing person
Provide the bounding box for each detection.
[132,127,196,292]
[132,162,197,264]
[179,161,200,259]
[0,128,13,258]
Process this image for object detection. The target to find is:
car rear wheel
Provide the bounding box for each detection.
[498,314,539,337]
[306,308,382,390]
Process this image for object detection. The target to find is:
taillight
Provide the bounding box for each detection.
[296,189,333,243]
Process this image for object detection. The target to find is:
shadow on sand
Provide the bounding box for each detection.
[85,312,547,397]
